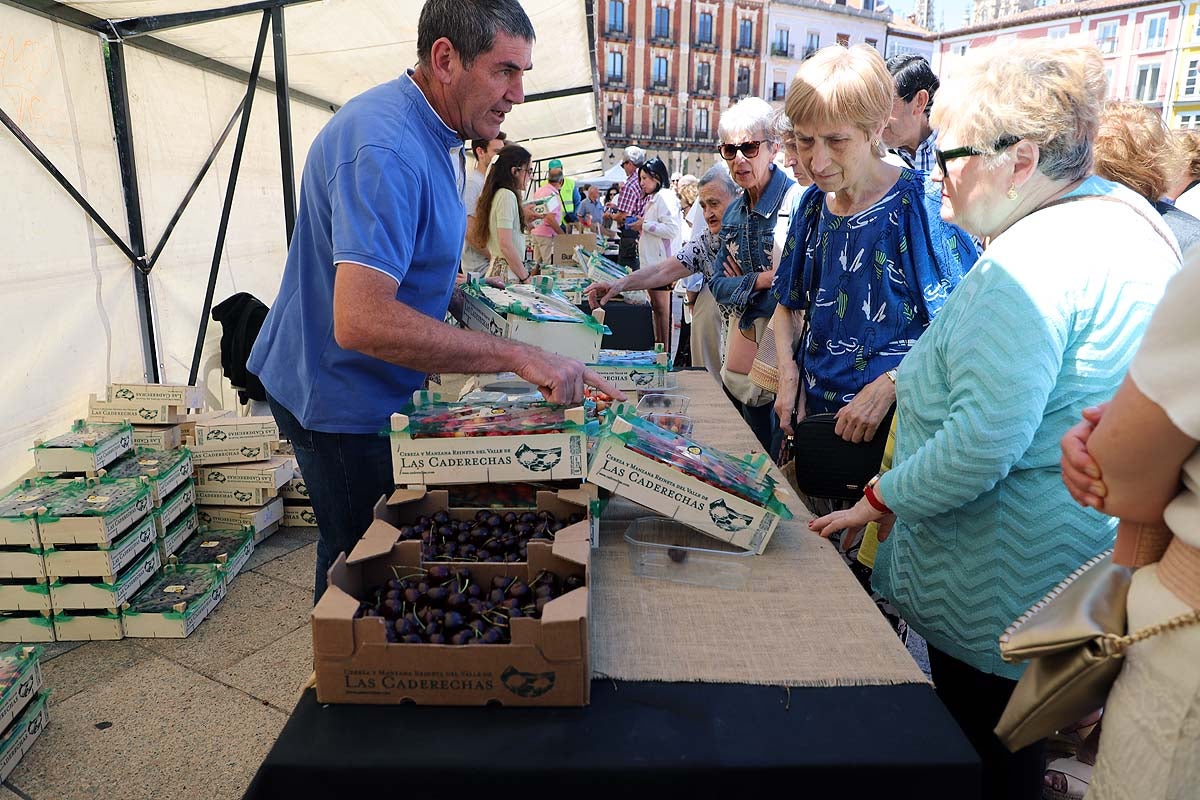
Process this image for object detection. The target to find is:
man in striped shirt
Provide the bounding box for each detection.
[607,145,648,268]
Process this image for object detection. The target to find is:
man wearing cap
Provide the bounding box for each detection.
[541,159,580,228]
[606,145,648,270]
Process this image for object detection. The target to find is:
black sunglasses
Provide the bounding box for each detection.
[718,140,764,161]
[934,134,1021,174]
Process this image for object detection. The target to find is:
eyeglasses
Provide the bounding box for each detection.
[934,134,1021,175]
[718,140,764,161]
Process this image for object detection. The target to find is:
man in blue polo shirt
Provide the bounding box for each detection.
[249,0,620,601]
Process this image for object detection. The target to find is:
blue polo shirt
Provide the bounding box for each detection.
[248,72,466,433]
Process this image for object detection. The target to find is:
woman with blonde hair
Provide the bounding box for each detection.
[773,44,975,515]
[467,144,535,283]
[808,41,1180,799]
[1168,129,1200,215]
[1094,100,1200,253]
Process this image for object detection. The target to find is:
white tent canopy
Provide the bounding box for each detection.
[0,0,603,486]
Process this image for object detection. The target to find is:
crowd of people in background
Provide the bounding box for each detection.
[465,41,1200,800]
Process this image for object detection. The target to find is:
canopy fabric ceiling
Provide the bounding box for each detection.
[0,1,604,486]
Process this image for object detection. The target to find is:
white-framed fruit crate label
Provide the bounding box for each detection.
[155,480,196,537]
[194,484,277,507]
[279,475,309,501]
[281,505,318,528]
[33,421,133,475]
[390,415,588,486]
[188,438,276,465]
[192,416,279,444]
[194,456,292,491]
[131,424,182,451]
[48,546,160,610]
[0,691,48,782]
[0,645,43,734]
[197,496,284,533]
[159,507,200,561]
[86,395,186,425]
[108,383,204,409]
[44,514,155,579]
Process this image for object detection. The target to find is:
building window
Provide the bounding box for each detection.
[696,108,710,138]
[654,6,670,39]
[1181,113,1199,128]
[805,31,820,57]
[697,62,712,91]
[772,81,786,101]
[739,18,754,50]
[1136,63,1161,100]
[865,37,878,50]
[951,42,969,56]
[863,0,875,10]
[653,56,669,87]
[607,0,625,33]
[607,102,622,133]
[1048,26,1069,39]
[698,12,714,44]
[836,33,851,47]
[773,28,790,56]
[1096,20,1119,54]
[1187,59,1200,95]
[1104,67,1116,97]
[606,51,624,82]
[653,104,668,135]
[736,65,751,95]
[1194,9,1200,39]
[1145,14,1167,48]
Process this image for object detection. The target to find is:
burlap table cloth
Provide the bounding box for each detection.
[590,371,928,687]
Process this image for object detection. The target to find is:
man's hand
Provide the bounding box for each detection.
[627,219,643,233]
[585,279,624,308]
[753,268,776,291]
[1061,403,1109,510]
[512,347,627,405]
[833,374,896,443]
[723,253,743,278]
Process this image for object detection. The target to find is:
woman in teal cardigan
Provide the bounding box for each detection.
[809,41,1181,800]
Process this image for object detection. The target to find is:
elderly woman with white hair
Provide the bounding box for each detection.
[587,165,742,379]
[809,41,1180,800]
[706,97,798,450]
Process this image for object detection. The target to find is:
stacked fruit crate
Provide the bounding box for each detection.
[279,460,317,531]
[0,645,49,782]
[188,416,286,545]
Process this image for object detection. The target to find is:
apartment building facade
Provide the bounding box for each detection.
[597,0,768,175]
[1171,1,1200,126]
[934,0,1186,119]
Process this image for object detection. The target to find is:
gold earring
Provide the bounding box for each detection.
[1007,185,1018,200]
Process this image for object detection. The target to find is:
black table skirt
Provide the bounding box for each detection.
[579,301,654,351]
[244,681,978,799]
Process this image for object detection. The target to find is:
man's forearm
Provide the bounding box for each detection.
[353,301,532,375]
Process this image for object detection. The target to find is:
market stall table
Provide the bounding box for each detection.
[244,373,979,799]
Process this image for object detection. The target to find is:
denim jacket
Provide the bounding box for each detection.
[708,164,796,330]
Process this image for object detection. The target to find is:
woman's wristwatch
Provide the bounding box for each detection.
[864,473,892,514]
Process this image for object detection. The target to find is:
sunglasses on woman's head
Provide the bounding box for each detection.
[934,134,1021,174]
[718,141,763,161]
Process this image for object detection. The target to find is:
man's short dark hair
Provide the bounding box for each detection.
[417,0,535,68]
[886,54,939,113]
[471,130,507,160]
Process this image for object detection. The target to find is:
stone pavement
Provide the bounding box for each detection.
[2,529,320,800]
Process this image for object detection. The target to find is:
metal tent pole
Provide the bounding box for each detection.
[272,5,297,245]
[187,11,272,385]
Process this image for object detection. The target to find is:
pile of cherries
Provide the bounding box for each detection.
[355,564,584,645]
[397,509,585,563]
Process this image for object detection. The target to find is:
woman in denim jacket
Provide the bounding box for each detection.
[708,97,798,450]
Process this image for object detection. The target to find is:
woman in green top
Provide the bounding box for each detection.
[467,144,535,283]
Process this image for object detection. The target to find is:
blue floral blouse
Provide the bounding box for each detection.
[775,169,978,414]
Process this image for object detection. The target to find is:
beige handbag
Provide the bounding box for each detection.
[995,550,1200,752]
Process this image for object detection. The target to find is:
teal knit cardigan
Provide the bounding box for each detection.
[872,177,1179,679]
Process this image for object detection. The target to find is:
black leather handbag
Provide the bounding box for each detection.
[788,408,894,501]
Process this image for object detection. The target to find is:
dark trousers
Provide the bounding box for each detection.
[927,646,1046,800]
[720,383,776,454]
[616,231,639,270]
[267,395,394,604]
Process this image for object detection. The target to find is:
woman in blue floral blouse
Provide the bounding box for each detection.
[772,44,978,517]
